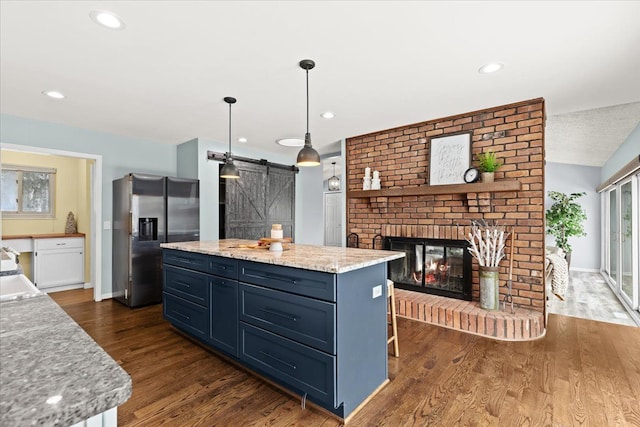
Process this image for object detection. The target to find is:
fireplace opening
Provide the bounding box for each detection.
[384,237,472,301]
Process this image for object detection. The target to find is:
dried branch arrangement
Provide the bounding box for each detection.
[465,220,509,267]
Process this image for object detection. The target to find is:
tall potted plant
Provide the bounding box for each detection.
[546,191,587,268]
[476,150,502,183]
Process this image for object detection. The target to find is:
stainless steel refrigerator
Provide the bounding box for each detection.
[112,173,199,308]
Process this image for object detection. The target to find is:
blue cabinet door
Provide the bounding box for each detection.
[209,276,238,356]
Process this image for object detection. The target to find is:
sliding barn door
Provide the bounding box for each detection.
[266,167,295,239]
[225,161,295,240]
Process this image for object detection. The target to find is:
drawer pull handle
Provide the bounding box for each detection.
[213,264,227,270]
[56,243,66,246]
[173,256,194,264]
[259,307,298,322]
[173,311,191,321]
[175,280,191,289]
[259,351,296,370]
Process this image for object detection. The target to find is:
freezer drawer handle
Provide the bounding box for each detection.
[173,310,191,321]
[174,280,191,289]
[259,307,298,322]
[259,350,297,370]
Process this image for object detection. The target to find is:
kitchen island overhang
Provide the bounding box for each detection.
[160,239,404,421]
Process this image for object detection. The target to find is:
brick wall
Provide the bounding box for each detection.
[346,98,546,312]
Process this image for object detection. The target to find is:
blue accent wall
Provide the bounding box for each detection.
[545,162,601,271]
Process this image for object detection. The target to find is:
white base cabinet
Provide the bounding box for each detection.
[34,237,84,289]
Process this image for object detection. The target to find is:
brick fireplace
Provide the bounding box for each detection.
[346,98,546,313]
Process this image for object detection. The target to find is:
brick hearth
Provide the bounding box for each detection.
[394,288,545,341]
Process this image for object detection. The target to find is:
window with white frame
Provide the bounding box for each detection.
[1,164,56,218]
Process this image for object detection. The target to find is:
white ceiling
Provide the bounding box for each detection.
[1,1,639,167]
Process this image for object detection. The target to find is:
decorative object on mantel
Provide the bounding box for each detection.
[476,150,502,183]
[328,162,340,191]
[463,167,480,183]
[465,220,509,310]
[429,132,471,185]
[371,170,381,190]
[65,211,77,234]
[363,167,372,191]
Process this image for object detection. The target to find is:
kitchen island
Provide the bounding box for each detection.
[160,239,404,422]
[0,292,132,426]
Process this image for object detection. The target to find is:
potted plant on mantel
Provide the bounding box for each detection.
[476,150,502,183]
[546,191,587,269]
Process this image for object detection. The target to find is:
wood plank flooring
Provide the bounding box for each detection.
[50,289,640,426]
[548,271,639,327]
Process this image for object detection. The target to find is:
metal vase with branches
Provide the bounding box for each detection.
[465,220,510,310]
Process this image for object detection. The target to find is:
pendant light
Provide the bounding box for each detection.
[296,59,321,167]
[220,96,240,179]
[328,161,340,191]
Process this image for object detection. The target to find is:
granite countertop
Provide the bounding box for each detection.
[0,296,132,426]
[161,239,405,274]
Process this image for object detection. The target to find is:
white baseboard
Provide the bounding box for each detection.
[83,282,93,289]
[100,292,114,299]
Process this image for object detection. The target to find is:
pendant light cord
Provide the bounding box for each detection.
[306,68,310,137]
[228,102,232,155]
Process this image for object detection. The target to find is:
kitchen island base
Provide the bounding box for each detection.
[161,240,404,421]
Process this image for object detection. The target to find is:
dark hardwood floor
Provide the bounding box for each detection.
[50,289,640,426]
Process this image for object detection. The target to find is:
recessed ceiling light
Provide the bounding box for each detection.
[238,137,248,143]
[276,138,304,147]
[320,111,335,119]
[478,62,503,74]
[89,10,126,30]
[42,90,65,99]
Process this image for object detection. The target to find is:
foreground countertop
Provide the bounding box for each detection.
[161,239,405,274]
[0,295,132,426]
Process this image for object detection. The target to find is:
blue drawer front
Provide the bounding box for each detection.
[239,261,335,302]
[163,250,210,274]
[163,293,209,340]
[164,249,238,279]
[239,283,336,354]
[239,323,336,408]
[164,265,209,307]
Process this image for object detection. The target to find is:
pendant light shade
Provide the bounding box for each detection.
[296,59,321,167]
[220,96,240,179]
[328,161,340,191]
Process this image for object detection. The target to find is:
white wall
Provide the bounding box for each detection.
[545,162,601,271]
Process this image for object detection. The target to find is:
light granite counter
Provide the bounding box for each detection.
[160,239,405,274]
[0,295,132,426]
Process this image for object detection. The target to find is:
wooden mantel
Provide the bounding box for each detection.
[347,180,522,200]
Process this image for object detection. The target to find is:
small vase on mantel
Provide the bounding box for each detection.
[481,172,494,183]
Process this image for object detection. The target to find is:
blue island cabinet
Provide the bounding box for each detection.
[162,248,389,420]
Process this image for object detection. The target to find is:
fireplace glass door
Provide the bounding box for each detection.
[386,238,472,300]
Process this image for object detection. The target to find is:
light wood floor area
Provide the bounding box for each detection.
[50,289,640,426]
[548,271,639,327]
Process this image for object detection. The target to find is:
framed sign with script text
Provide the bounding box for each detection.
[429,133,471,185]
